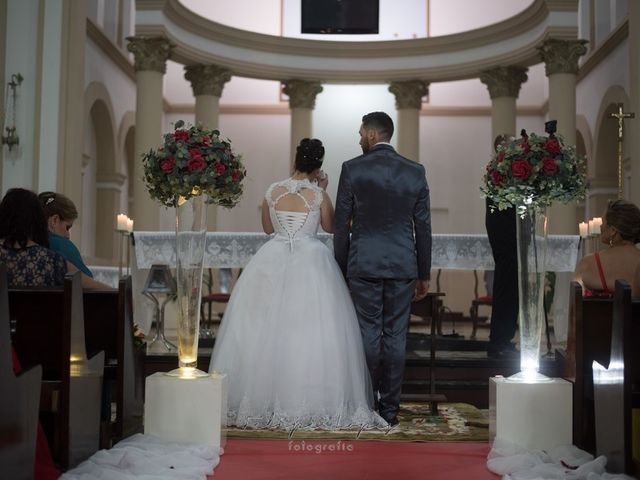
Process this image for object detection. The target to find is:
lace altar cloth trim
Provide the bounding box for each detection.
[133,232,580,272]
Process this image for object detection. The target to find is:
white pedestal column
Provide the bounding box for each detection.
[489,376,572,450]
[144,372,228,448]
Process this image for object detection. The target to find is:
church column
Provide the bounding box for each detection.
[538,39,588,234]
[283,80,323,170]
[480,66,529,140]
[629,1,640,205]
[126,36,173,231]
[388,80,428,161]
[184,64,232,231]
[184,64,231,129]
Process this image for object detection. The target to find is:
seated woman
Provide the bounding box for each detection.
[38,191,110,290]
[0,188,62,479]
[0,188,66,287]
[574,199,640,298]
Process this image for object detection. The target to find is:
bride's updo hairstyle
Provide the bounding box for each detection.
[295,138,325,173]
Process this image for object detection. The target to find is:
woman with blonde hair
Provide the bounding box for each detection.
[574,199,640,297]
[38,191,110,289]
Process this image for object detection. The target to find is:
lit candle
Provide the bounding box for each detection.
[126,218,134,233]
[588,219,595,235]
[592,217,602,234]
[579,222,588,238]
[117,214,128,232]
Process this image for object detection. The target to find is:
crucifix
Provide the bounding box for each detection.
[608,103,635,199]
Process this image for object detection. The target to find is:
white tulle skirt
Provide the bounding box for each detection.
[209,235,386,430]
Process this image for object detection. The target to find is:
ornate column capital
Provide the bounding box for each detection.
[537,39,588,75]
[479,66,528,99]
[126,36,173,73]
[388,80,429,109]
[184,64,232,97]
[283,80,323,109]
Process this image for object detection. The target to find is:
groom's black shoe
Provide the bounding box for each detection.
[383,416,399,427]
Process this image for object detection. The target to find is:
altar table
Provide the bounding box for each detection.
[127,232,580,344]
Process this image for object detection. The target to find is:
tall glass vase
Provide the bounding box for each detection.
[513,206,549,382]
[167,194,209,378]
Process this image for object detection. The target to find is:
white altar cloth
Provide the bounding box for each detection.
[133,232,580,272]
[129,232,580,343]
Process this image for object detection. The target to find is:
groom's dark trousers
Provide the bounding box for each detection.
[348,277,416,419]
[334,144,432,422]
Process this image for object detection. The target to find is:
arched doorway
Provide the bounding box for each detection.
[84,82,121,263]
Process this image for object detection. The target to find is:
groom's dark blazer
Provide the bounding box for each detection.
[333,144,432,281]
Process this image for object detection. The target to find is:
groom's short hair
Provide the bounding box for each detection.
[362,112,394,141]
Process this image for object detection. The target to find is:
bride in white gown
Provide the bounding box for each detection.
[209,138,386,430]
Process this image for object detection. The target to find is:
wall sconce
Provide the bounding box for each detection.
[2,73,23,151]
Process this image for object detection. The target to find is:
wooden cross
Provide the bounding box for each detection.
[608,103,635,199]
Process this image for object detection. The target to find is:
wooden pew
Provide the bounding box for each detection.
[0,265,41,479]
[593,280,640,475]
[565,281,614,454]
[83,275,141,445]
[9,272,104,469]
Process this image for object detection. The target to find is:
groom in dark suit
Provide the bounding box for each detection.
[334,111,432,426]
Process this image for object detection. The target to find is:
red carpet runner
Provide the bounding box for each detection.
[212,439,496,480]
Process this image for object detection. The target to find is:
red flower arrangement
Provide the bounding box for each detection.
[143,120,246,208]
[482,124,586,212]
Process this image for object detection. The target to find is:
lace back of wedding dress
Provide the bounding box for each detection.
[266,179,323,249]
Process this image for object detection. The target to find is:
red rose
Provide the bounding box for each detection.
[232,169,241,182]
[161,157,175,173]
[189,149,203,161]
[214,162,226,176]
[201,135,211,144]
[187,156,206,172]
[544,138,561,155]
[511,159,532,179]
[497,152,505,163]
[173,130,190,142]
[542,156,558,175]
[491,170,505,186]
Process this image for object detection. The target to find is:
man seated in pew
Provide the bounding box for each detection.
[574,200,640,298]
[0,188,67,287]
[39,191,111,290]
